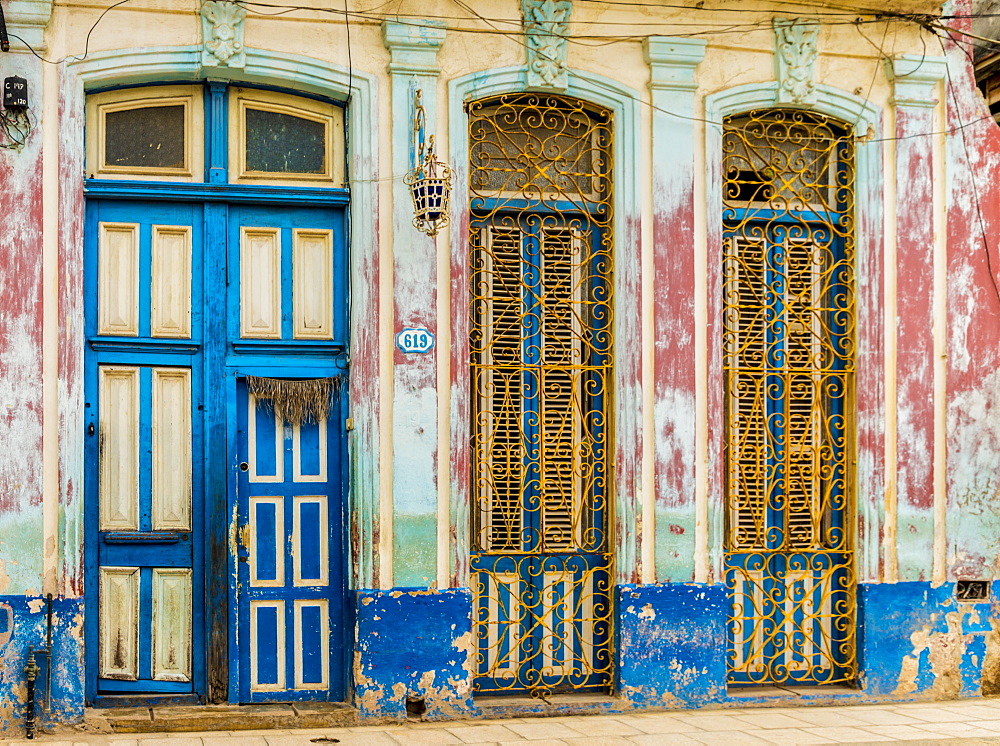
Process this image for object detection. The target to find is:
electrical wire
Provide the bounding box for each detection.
[230,0,930,41]
[0,108,34,151]
[342,0,354,368]
[934,30,1000,310]
[9,0,133,65]
[344,0,354,101]
[2,0,994,151]
[850,17,892,133]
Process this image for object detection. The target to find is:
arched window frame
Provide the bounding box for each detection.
[719,107,858,685]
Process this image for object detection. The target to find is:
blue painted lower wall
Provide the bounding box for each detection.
[616,583,728,707]
[0,595,84,735]
[3,581,1000,732]
[351,580,1000,717]
[353,588,475,720]
[859,580,1000,698]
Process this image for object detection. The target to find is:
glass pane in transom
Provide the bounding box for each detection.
[230,89,343,186]
[245,107,326,175]
[105,105,186,169]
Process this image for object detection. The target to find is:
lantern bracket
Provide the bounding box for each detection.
[403,89,453,237]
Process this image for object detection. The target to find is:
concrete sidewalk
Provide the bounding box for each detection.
[10,698,1000,745]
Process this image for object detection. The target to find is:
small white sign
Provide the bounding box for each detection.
[396,326,435,353]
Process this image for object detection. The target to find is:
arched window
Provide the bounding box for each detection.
[467,94,614,695]
[722,109,856,685]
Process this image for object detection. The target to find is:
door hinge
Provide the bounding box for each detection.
[345,417,354,431]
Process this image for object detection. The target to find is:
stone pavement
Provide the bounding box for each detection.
[10,698,1000,745]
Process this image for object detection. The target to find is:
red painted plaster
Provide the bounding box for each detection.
[449,183,471,587]
[854,117,886,584]
[348,154,382,589]
[57,69,86,597]
[895,105,937,515]
[653,183,697,514]
[941,14,1000,581]
[615,210,643,585]
[0,61,44,519]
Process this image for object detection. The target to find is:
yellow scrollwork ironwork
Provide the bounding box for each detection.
[468,94,614,694]
[722,109,857,685]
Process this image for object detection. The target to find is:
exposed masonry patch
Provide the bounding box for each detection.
[982,616,1000,695]
[0,597,85,734]
[895,605,980,699]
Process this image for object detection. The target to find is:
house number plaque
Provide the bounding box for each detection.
[396,326,435,353]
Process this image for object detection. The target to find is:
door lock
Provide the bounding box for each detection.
[239,462,249,472]
[238,523,251,550]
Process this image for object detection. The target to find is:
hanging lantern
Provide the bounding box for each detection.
[404,90,453,237]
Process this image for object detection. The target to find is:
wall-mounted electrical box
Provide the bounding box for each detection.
[956,579,991,602]
[3,76,27,110]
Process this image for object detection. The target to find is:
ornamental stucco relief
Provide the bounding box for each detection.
[773,17,820,105]
[201,0,246,68]
[522,0,573,90]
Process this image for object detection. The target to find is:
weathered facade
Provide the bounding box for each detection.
[2,0,1000,735]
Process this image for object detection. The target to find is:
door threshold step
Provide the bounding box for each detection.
[475,693,619,719]
[93,694,202,708]
[83,702,358,733]
[727,684,858,699]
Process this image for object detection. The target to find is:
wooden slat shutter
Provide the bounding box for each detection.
[784,238,822,550]
[475,226,525,552]
[539,228,586,552]
[726,236,768,550]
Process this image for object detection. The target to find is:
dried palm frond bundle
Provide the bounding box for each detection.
[246,376,341,425]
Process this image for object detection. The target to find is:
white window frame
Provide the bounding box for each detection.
[228,88,345,187]
[86,85,204,181]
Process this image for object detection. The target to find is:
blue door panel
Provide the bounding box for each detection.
[226,204,347,350]
[83,200,205,342]
[227,199,348,703]
[85,192,349,703]
[234,381,346,703]
[84,199,205,697]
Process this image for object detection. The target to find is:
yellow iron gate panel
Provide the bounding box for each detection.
[468,94,614,695]
[722,109,857,685]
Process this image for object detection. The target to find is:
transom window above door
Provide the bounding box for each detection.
[85,84,346,186]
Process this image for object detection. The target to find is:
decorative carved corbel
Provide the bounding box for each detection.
[201,0,246,69]
[522,0,572,90]
[773,18,820,105]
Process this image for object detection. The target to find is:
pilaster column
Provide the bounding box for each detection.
[888,53,947,582]
[644,37,707,583]
[382,20,446,588]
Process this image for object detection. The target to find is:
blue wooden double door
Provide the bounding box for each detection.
[84,195,349,703]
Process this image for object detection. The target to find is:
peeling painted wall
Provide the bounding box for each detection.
[859,582,998,699]
[353,589,473,720]
[5,0,1000,731]
[944,5,1000,589]
[0,597,84,735]
[617,584,727,707]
